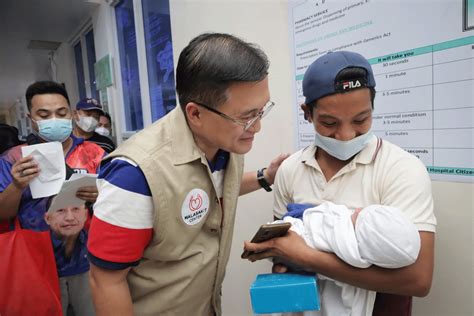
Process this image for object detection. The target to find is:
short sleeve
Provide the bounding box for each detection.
[273,158,294,219]
[381,154,436,232]
[0,158,13,193]
[87,157,154,269]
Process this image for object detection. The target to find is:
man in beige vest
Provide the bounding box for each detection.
[87,33,287,315]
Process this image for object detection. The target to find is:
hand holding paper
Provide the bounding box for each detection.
[21,142,66,198]
[10,156,40,190]
[47,174,98,213]
[76,185,99,203]
[29,149,62,182]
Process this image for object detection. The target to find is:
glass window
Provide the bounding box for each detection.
[85,29,99,100]
[74,42,86,100]
[142,0,176,122]
[115,0,143,131]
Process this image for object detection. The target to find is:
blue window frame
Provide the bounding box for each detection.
[142,0,176,121]
[85,29,99,100]
[115,0,143,131]
[74,42,86,100]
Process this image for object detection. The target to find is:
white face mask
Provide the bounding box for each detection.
[95,126,110,137]
[76,115,99,132]
[314,129,374,161]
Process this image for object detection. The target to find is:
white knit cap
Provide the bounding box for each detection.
[355,205,421,268]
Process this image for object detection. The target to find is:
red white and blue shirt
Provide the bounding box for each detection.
[87,150,229,269]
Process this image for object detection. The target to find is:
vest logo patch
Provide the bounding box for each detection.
[181,189,209,225]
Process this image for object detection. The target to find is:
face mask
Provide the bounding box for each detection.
[34,118,72,143]
[314,129,373,161]
[76,115,99,132]
[95,126,110,137]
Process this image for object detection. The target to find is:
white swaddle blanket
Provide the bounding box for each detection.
[282,201,421,316]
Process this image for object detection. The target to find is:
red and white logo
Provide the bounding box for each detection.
[181,189,209,225]
[189,194,203,211]
[342,80,361,90]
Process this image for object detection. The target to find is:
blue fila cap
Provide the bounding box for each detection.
[302,51,376,105]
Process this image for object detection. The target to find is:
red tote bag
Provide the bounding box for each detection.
[0,219,62,316]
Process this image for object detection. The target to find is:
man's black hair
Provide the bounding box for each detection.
[0,123,23,154]
[176,33,269,111]
[25,81,70,111]
[101,111,112,124]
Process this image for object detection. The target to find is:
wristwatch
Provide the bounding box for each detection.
[257,168,272,192]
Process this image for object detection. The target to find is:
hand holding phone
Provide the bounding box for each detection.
[241,222,291,259]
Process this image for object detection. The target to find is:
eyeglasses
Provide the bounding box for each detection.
[193,100,275,131]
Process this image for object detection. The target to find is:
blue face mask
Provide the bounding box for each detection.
[314,129,374,161]
[34,118,72,142]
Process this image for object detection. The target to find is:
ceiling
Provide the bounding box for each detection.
[0,0,99,111]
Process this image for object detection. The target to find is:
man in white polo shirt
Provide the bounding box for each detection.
[243,51,436,316]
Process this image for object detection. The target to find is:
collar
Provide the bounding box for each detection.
[66,134,84,156]
[207,149,230,172]
[170,107,209,166]
[51,230,86,250]
[300,145,319,169]
[352,134,381,164]
[300,134,381,166]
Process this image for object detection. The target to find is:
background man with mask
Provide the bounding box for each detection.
[0,81,104,231]
[243,51,436,316]
[95,111,113,139]
[73,98,116,153]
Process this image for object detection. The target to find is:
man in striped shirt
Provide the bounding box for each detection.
[87,33,287,316]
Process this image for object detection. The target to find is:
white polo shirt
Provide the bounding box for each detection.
[273,135,436,316]
[274,135,436,232]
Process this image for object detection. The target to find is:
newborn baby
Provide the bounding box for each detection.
[280,201,421,316]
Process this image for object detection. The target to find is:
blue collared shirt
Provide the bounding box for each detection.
[51,230,90,277]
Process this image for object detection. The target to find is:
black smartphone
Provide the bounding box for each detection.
[241,222,291,259]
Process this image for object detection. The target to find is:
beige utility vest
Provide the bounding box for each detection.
[106,108,244,315]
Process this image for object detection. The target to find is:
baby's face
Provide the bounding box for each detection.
[46,205,88,237]
[351,207,363,227]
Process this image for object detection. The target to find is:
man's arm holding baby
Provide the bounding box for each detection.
[245,228,434,297]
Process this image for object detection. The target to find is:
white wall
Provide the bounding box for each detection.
[0,39,51,99]
[55,43,79,106]
[413,182,473,316]
[0,34,53,130]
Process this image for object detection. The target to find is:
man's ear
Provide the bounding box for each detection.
[300,104,312,122]
[44,213,50,226]
[27,112,38,131]
[185,102,203,128]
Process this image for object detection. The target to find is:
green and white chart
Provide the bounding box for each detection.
[289,0,474,182]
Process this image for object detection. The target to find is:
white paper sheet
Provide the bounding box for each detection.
[21,142,66,198]
[47,173,98,213]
